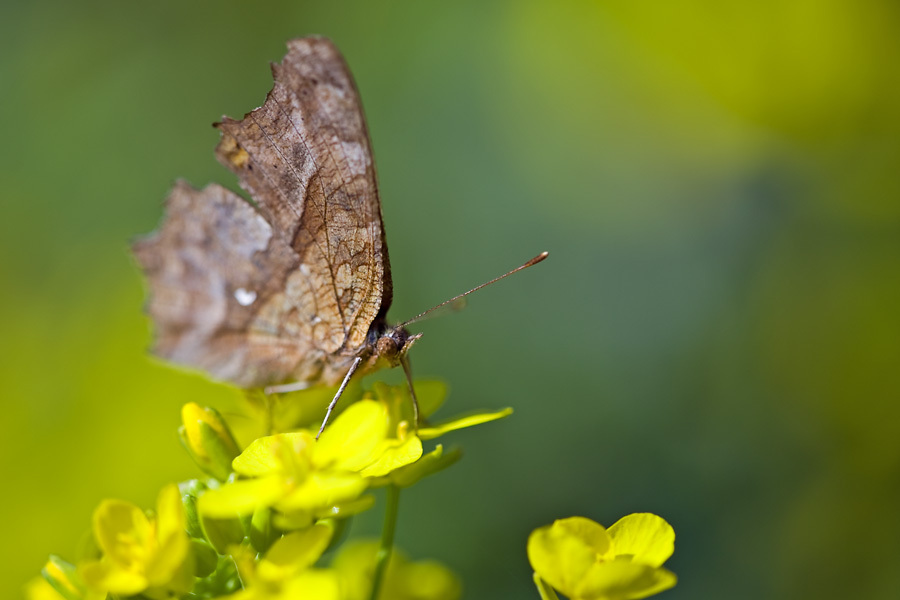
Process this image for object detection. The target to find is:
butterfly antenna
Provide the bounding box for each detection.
[399,251,549,327]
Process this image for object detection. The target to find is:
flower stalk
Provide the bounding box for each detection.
[369,484,401,600]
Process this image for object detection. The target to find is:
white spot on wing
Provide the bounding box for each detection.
[234,288,257,306]
[340,140,370,176]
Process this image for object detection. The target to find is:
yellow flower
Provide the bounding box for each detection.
[199,381,514,523]
[332,540,462,600]
[527,514,677,600]
[79,484,193,598]
[199,400,422,521]
[222,522,340,600]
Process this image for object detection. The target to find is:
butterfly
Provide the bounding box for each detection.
[133,37,546,435]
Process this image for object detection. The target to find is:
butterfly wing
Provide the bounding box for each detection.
[134,37,391,388]
[133,181,312,386]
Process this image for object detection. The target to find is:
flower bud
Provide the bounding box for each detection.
[200,512,247,555]
[39,556,91,600]
[180,403,241,480]
[250,506,281,554]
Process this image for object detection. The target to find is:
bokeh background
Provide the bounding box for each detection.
[3,1,899,598]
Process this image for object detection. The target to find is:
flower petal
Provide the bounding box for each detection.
[418,408,513,440]
[257,522,334,581]
[315,400,387,471]
[359,436,423,478]
[280,568,340,599]
[311,494,376,520]
[527,517,611,597]
[576,560,676,600]
[145,485,191,586]
[233,432,312,476]
[154,484,186,548]
[91,499,152,569]
[198,476,285,518]
[608,513,675,568]
[79,560,148,596]
[393,559,462,600]
[277,472,368,511]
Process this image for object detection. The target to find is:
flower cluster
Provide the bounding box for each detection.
[28,380,678,600]
[29,381,510,600]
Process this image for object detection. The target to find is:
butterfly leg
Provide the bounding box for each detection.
[264,381,311,394]
[400,355,420,431]
[316,356,362,439]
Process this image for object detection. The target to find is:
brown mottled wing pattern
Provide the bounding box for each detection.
[133,182,306,387]
[134,37,391,388]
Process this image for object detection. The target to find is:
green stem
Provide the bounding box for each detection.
[369,484,401,600]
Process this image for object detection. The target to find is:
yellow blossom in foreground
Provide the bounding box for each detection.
[79,484,193,598]
[528,514,676,600]
[199,382,513,527]
[223,522,340,600]
[199,400,423,520]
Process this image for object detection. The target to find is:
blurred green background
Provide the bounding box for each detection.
[3,1,899,598]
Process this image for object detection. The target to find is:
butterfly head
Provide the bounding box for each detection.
[370,323,421,368]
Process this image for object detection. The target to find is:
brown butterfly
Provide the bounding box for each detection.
[133,37,546,434]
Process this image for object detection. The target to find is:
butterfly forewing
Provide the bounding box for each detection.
[134,37,392,389]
